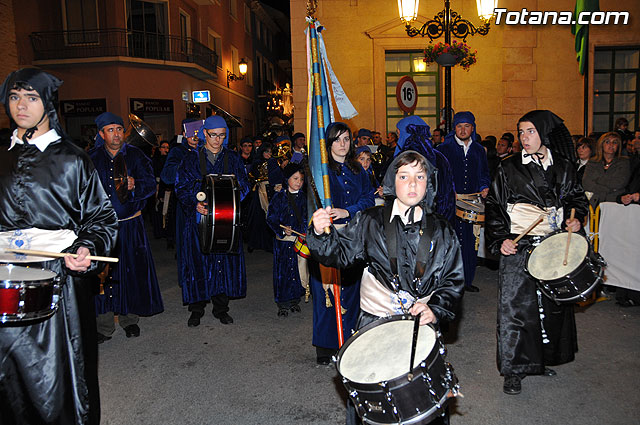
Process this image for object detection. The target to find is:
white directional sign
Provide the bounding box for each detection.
[396,76,418,114]
[192,90,211,103]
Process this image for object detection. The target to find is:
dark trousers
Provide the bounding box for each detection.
[188,293,229,317]
[75,276,101,425]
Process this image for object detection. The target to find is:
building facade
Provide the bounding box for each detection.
[289,0,640,139]
[2,0,291,148]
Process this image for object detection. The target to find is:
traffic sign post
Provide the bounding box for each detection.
[192,90,211,103]
[396,76,418,114]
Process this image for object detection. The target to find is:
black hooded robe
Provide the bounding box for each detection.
[486,151,588,376]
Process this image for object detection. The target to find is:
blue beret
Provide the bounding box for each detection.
[95,112,124,130]
[453,111,475,127]
[356,128,372,139]
[199,115,229,147]
[356,145,372,155]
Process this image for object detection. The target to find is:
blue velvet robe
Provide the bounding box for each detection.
[266,189,307,305]
[310,163,374,349]
[175,146,250,304]
[246,157,283,252]
[161,142,198,284]
[436,138,490,287]
[90,144,164,316]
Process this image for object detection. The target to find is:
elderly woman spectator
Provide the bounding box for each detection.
[575,137,594,184]
[582,132,631,206]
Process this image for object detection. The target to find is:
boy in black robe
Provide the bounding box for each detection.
[307,150,464,424]
[485,110,589,395]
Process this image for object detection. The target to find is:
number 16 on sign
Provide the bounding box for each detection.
[396,76,418,114]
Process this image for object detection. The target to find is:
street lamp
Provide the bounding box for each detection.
[227,58,248,87]
[399,0,497,132]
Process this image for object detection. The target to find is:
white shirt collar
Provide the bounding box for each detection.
[288,189,299,194]
[390,198,423,225]
[455,135,471,156]
[522,148,554,170]
[9,128,61,152]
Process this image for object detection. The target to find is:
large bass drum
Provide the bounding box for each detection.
[525,230,606,303]
[335,315,458,425]
[197,174,241,254]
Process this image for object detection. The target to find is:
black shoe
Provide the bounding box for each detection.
[97,333,112,344]
[217,312,234,324]
[466,285,480,293]
[277,308,289,317]
[543,367,557,376]
[316,356,331,365]
[290,304,301,313]
[188,312,203,327]
[124,324,140,338]
[503,375,521,395]
[616,299,638,307]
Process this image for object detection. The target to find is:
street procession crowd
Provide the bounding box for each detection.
[1,67,639,424]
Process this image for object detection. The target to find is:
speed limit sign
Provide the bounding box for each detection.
[396,76,418,114]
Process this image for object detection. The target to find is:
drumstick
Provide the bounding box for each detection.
[512,215,545,243]
[4,248,119,263]
[279,224,305,238]
[563,208,576,266]
[407,314,420,381]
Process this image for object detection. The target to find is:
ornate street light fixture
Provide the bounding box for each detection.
[399,0,497,132]
[227,58,248,87]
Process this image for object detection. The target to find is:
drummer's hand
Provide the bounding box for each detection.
[65,247,91,272]
[565,217,581,232]
[500,239,518,256]
[312,207,332,234]
[409,302,436,325]
[633,193,640,203]
[480,188,489,198]
[374,186,383,197]
[127,176,135,191]
[329,208,349,220]
[621,194,633,205]
[284,226,293,236]
[196,201,208,215]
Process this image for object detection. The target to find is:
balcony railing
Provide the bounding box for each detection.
[30,28,218,75]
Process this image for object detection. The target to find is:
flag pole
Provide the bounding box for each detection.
[307,14,344,348]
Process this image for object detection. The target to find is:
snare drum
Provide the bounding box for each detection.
[455,198,485,224]
[525,231,606,303]
[0,264,61,324]
[336,315,458,425]
[293,236,310,259]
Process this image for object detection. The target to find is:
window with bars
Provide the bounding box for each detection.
[385,51,439,135]
[593,46,639,132]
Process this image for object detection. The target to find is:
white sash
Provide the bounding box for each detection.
[0,228,77,262]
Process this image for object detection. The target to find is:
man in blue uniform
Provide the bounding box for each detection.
[436,111,490,292]
[90,112,164,342]
[161,118,202,286]
[175,115,250,327]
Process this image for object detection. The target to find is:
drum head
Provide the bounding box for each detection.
[0,264,56,281]
[527,232,589,280]
[339,318,436,384]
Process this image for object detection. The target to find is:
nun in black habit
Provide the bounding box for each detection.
[485,110,589,395]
